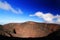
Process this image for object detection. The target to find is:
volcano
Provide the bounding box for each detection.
[0,21,60,38]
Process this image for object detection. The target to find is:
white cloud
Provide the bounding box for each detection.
[55,15,60,24]
[30,11,60,24]
[0,1,23,14]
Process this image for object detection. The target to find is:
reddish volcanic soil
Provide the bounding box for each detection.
[0,21,60,38]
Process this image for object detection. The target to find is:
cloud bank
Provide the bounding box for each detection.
[0,1,23,14]
[30,11,60,24]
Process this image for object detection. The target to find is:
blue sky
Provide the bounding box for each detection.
[0,0,60,24]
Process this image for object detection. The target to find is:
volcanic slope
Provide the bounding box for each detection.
[0,21,60,38]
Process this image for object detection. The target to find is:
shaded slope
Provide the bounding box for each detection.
[0,29,60,39]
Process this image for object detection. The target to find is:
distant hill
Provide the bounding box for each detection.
[0,21,60,38]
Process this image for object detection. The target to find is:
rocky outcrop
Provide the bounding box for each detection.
[0,21,60,38]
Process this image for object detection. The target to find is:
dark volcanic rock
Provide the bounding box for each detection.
[0,21,60,38]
